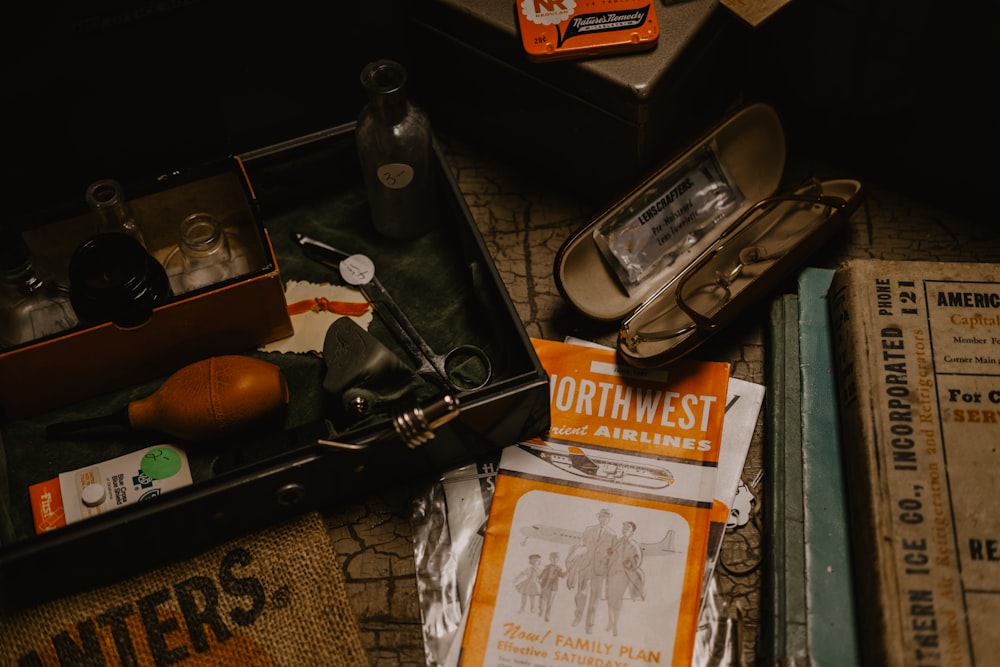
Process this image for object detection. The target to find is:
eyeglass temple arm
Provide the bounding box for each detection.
[676,191,847,320]
[626,191,848,345]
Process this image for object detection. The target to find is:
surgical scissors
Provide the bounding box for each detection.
[295,233,493,394]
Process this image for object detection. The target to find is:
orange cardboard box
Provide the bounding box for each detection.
[0,158,293,419]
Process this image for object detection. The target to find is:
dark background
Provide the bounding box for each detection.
[2,1,402,224]
[745,0,999,225]
[2,0,996,225]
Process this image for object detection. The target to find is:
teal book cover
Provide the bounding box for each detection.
[764,268,860,667]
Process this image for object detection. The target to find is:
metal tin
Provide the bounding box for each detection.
[516,0,660,62]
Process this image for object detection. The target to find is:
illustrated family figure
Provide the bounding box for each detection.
[513,508,646,636]
[515,551,566,620]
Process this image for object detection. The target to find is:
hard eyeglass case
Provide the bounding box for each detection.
[554,102,864,367]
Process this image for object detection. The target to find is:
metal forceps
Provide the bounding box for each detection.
[295,233,493,394]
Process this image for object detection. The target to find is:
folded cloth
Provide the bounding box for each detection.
[0,512,369,666]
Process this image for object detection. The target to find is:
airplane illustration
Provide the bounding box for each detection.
[519,523,680,557]
[516,440,674,489]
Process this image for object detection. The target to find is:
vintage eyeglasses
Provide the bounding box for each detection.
[621,181,849,349]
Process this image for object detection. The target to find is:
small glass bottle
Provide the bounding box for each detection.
[0,228,79,348]
[177,212,233,292]
[85,178,147,247]
[355,59,436,240]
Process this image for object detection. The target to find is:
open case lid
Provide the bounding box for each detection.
[554,103,864,367]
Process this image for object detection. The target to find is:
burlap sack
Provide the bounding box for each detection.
[0,512,369,666]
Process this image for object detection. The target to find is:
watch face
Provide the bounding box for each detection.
[516,0,660,62]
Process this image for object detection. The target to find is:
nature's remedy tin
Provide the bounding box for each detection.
[516,0,660,62]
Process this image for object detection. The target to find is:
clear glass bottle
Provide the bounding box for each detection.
[0,228,79,348]
[355,59,436,240]
[176,212,233,292]
[85,178,147,247]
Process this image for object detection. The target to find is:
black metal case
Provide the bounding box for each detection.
[0,124,550,610]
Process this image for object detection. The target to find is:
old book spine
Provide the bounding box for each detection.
[828,259,1000,667]
[763,292,807,665]
[797,268,860,667]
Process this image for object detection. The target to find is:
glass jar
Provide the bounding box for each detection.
[177,212,233,292]
[355,59,436,240]
[0,229,79,348]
